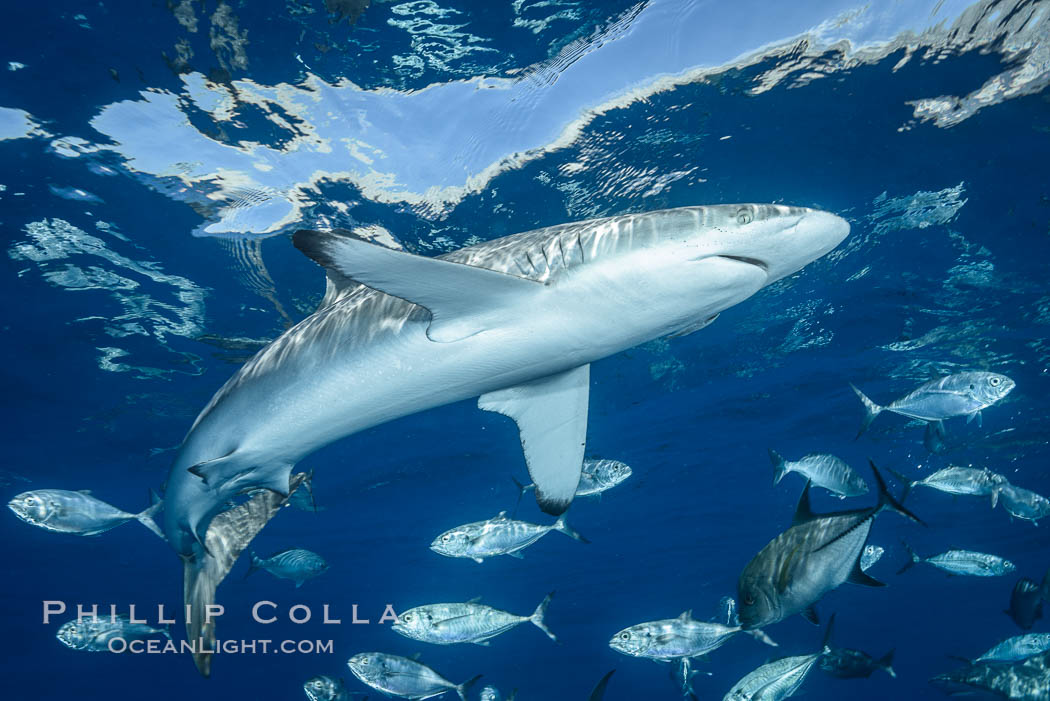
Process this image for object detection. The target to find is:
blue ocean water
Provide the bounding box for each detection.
[2,1,1049,699]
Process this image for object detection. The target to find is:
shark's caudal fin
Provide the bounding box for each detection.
[769,449,789,485]
[455,674,483,701]
[850,383,883,438]
[136,491,165,540]
[184,472,307,677]
[529,591,557,642]
[479,365,589,516]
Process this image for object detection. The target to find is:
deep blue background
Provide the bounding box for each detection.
[1,2,1048,700]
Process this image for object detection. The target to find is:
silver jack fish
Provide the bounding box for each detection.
[246,548,328,588]
[768,450,868,498]
[1000,483,1050,525]
[393,592,556,645]
[56,615,170,651]
[478,686,515,701]
[347,652,481,701]
[303,674,356,701]
[977,633,1050,662]
[609,609,777,661]
[931,651,1050,699]
[898,543,1016,577]
[737,463,922,629]
[8,489,163,539]
[820,647,896,679]
[514,459,632,501]
[160,204,848,674]
[430,511,587,563]
[851,371,1014,438]
[724,616,834,700]
[860,544,884,572]
[889,466,1008,508]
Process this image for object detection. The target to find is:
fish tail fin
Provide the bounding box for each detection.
[991,487,1001,510]
[1041,566,1050,601]
[456,674,483,701]
[161,624,172,640]
[183,472,307,677]
[553,512,589,544]
[850,383,883,438]
[878,649,896,678]
[511,476,533,516]
[136,492,165,540]
[745,628,779,647]
[244,551,262,579]
[897,540,921,575]
[587,670,616,701]
[301,469,317,512]
[819,612,835,656]
[886,467,916,504]
[769,449,788,485]
[871,460,925,526]
[529,591,557,642]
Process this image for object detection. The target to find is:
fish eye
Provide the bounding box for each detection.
[403,614,412,622]
[990,377,1001,386]
[742,594,755,606]
[620,632,630,640]
[736,208,753,225]
[969,383,975,390]
[442,534,450,542]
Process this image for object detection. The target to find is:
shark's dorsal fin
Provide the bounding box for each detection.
[293,229,544,343]
[479,364,589,515]
[793,481,818,524]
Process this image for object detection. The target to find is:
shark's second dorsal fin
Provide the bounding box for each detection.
[293,228,544,342]
[793,481,818,525]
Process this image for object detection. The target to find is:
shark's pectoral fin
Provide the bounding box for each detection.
[187,450,239,486]
[667,313,719,339]
[479,365,589,516]
[184,472,307,677]
[293,228,544,342]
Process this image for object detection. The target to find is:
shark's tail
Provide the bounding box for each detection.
[136,490,165,540]
[897,540,922,575]
[878,649,897,678]
[552,512,589,544]
[183,472,307,677]
[769,449,789,485]
[850,383,883,438]
[529,591,557,642]
[455,675,483,701]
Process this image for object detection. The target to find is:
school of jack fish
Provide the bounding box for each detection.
[6,203,1047,700]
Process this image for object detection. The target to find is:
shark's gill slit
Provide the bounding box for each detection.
[717,255,769,272]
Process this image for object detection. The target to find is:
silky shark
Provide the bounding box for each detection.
[162,204,849,675]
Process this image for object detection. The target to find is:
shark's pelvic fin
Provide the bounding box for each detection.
[184,472,307,677]
[293,228,544,343]
[479,364,589,515]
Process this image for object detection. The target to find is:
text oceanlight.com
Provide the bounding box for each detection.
[108,638,335,655]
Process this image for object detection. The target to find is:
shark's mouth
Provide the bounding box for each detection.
[717,255,769,273]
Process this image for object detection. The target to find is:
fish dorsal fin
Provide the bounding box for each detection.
[678,609,693,622]
[479,365,589,516]
[293,228,544,343]
[496,511,508,519]
[409,652,422,662]
[466,596,482,604]
[793,482,818,524]
[76,489,93,495]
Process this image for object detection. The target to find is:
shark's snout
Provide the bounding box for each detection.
[757,208,849,284]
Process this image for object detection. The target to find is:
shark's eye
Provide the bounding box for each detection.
[737,209,753,225]
[989,376,1001,386]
